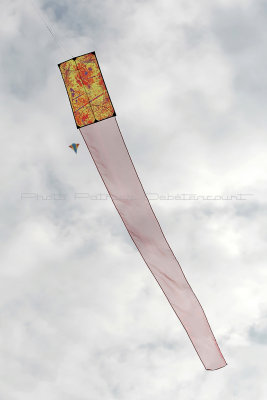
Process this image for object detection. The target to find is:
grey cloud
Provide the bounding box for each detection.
[1,0,267,399]
[249,316,267,345]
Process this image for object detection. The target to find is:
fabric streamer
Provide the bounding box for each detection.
[58,52,227,370]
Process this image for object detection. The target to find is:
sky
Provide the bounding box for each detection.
[1,0,267,398]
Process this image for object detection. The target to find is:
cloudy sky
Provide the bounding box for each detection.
[1,0,267,398]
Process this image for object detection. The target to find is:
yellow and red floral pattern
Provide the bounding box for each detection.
[59,52,115,128]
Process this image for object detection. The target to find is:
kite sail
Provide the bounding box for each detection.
[58,52,227,370]
[69,143,79,153]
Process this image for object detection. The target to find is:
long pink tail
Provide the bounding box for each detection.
[80,117,227,370]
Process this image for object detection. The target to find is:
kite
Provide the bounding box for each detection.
[69,143,79,153]
[58,51,227,370]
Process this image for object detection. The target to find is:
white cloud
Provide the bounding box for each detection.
[1,0,267,398]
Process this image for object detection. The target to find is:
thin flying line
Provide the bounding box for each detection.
[30,0,74,58]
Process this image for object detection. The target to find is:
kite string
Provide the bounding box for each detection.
[30,0,74,59]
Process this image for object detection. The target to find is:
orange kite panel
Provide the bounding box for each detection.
[58,52,115,128]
